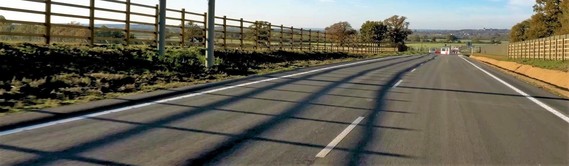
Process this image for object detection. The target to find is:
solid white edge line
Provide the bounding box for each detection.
[393,80,403,88]
[0,56,407,137]
[459,56,569,123]
[316,116,365,158]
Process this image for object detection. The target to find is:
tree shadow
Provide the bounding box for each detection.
[186,56,431,165]
[348,55,436,165]
[7,55,427,166]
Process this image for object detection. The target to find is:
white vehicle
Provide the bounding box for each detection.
[440,47,450,55]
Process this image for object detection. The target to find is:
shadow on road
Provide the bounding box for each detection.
[3,55,428,166]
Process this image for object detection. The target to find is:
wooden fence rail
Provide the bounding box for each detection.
[0,0,397,54]
[508,34,569,60]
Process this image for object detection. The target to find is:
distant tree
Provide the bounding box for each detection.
[472,36,482,43]
[446,34,458,42]
[431,36,437,43]
[325,21,357,46]
[510,20,531,42]
[184,22,204,43]
[96,25,125,38]
[384,15,412,50]
[245,21,271,47]
[360,21,388,45]
[409,35,421,42]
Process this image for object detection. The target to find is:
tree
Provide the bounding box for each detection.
[534,0,563,35]
[510,20,531,42]
[359,21,388,46]
[325,21,357,46]
[527,13,551,39]
[384,15,413,50]
[184,22,204,43]
[446,34,458,42]
[245,21,271,47]
[431,36,437,43]
[558,1,569,34]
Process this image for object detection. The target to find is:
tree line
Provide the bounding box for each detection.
[325,15,412,51]
[510,0,569,42]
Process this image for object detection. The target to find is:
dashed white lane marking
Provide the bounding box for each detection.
[459,56,569,123]
[316,117,365,158]
[393,80,403,88]
[411,68,417,73]
[0,56,406,137]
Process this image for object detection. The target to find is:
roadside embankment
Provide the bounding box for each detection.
[471,54,569,96]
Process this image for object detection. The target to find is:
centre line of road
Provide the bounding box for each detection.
[316,116,365,158]
[459,56,569,123]
[393,80,403,88]
[411,68,417,73]
[0,56,410,137]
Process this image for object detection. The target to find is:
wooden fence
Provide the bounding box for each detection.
[508,34,569,60]
[0,0,397,53]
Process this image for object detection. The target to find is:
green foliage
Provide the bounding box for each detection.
[360,21,388,43]
[384,15,413,51]
[510,0,567,42]
[325,21,357,46]
[246,21,272,47]
[184,23,204,43]
[446,34,458,42]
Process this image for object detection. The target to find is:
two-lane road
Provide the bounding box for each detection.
[0,55,567,165]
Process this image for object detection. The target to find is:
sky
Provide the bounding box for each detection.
[0,0,536,30]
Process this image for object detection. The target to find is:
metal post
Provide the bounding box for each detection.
[158,0,167,56]
[206,0,216,68]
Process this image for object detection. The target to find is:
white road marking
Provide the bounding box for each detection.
[459,56,569,123]
[0,56,407,137]
[411,68,417,73]
[393,80,403,88]
[316,116,364,158]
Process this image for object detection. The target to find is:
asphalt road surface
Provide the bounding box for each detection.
[0,55,567,165]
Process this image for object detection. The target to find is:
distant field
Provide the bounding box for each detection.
[406,42,496,50]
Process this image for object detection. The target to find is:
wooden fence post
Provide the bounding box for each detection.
[203,12,207,47]
[324,33,327,52]
[280,25,284,50]
[45,0,52,45]
[223,16,227,50]
[299,28,303,51]
[255,21,259,50]
[240,18,244,50]
[290,26,294,50]
[180,9,186,47]
[125,0,131,45]
[308,29,312,51]
[316,31,320,52]
[89,0,95,46]
[268,22,272,50]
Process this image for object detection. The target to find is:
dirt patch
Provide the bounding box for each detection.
[471,55,569,98]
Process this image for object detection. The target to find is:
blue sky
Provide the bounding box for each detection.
[1,0,535,29]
